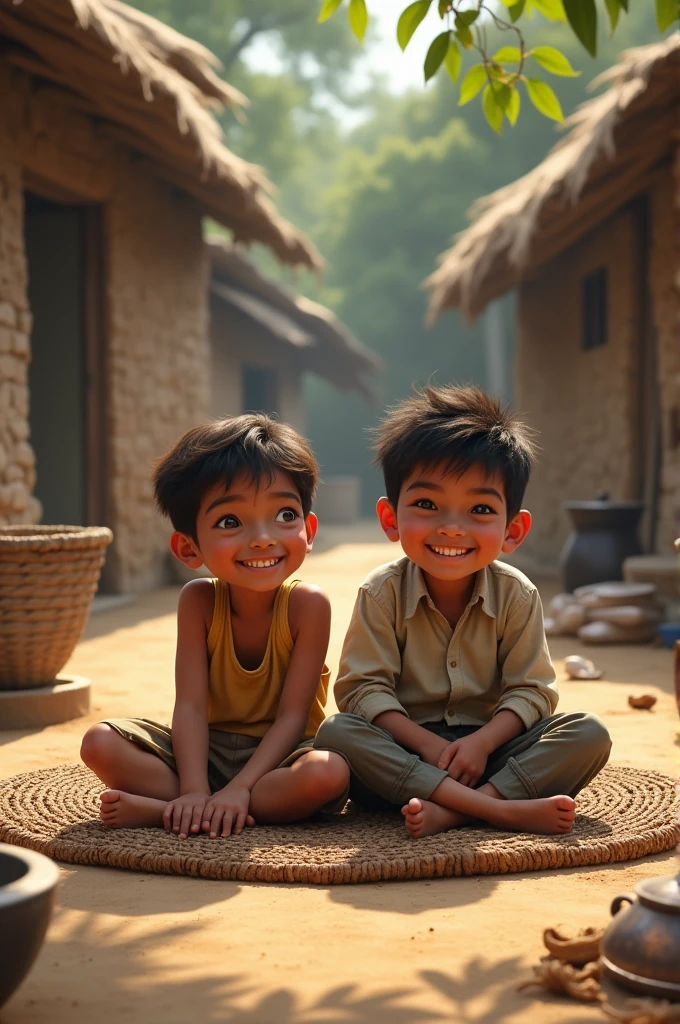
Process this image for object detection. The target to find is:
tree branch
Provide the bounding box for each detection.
[221,8,312,71]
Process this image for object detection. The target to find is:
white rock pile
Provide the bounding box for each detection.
[545,582,662,645]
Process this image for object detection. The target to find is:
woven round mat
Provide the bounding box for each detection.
[0,765,676,884]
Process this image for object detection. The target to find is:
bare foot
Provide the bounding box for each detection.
[99,789,166,830]
[401,798,465,838]
[493,795,576,835]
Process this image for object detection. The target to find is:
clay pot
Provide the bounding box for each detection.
[560,500,644,593]
[601,871,680,1000]
[0,844,60,1008]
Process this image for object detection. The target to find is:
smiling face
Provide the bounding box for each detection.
[170,470,316,592]
[377,462,530,587]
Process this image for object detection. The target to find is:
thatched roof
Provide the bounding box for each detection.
[1,0,322,269]
[209,241,383,400]
[425,34,680,322]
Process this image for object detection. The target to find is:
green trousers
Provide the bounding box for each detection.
[313,711,611,809]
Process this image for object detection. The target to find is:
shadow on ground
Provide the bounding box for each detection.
[55,865,240,916]
[82,587,181,642]
[0,909,599,1024]
[326,847,679,914]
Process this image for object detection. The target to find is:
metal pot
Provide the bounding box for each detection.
[601,871,680,1000]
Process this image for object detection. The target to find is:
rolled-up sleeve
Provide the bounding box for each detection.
[333,588,407,722]
[495,589,558,729]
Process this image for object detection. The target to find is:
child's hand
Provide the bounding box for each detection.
[163,792,210,840]
[201,784,254,838]
[438,735,489,788]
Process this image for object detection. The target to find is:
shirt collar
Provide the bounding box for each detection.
[404,560,497,620]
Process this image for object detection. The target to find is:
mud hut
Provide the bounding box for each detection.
[0,0,337,592]
[208,241,381,431]
[425,36,680,566]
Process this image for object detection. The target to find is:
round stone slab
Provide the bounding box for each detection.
[0,765,677,884]
[0,676,90,729]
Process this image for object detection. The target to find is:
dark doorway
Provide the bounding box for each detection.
[23,192,106,529]
[242,364,279,416]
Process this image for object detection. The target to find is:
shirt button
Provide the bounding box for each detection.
[450,660,457,668]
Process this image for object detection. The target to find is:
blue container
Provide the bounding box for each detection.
[656,623,680,649]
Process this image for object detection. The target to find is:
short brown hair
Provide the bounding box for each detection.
[153,414,319,541]
[373,384,536,519]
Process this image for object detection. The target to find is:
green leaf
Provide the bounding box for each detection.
[603,0,621,30]
[458,64,487,105]
[506,86,521,125]
[348,0,368,41]
[529,0,566,19]
[492,45,522,63]
[438,0,451,14]
[525,77,564,120]
[456,8,479,26]
[656,0,679,31]
[563,0,597,56]
[507,0,526,21]
[455,23,474,48]
[444,38,462,81]
[397,1,431,51]
[318,0,344,23]
[424,31,450,81]
[482,84,504,134]
[495,83,513,111]
[531,45,580,76]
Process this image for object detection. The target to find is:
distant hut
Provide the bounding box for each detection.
[425,36,680,567]
[208,241,381,431]
[0,1,377,592]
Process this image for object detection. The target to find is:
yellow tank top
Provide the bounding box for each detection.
[206,578,329,739]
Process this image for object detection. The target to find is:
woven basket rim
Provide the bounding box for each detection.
[0,526,113,550]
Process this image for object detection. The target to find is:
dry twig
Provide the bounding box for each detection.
[628,695,658,710]
[543,926,604,965]
[517,959,604,1003]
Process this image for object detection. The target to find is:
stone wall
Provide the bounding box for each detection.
[0,69,210,591]
[0,69,40,527]
[106,157,209,593]
[515,206,640,564]
[650,165,680,552]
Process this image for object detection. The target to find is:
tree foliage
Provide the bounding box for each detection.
[319,0,679,132]
[127,1,666,510]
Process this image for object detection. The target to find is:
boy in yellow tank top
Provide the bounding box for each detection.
[80,415,349,838]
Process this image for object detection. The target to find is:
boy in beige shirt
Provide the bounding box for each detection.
[314,384,611,838]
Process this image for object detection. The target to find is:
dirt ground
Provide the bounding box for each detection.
[1,525,679,1024]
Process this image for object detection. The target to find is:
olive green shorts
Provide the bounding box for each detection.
[104,717,315,795]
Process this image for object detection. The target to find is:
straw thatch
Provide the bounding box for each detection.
[209,241,383,400]
[1,0,322,269]
[425,34,680,322]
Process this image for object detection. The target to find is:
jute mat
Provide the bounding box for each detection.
[0,764,676,884]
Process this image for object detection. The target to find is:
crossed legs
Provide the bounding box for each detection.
[80,723,349,835]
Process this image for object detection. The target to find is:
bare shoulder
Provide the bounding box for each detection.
[177,577,215,634]
[288,582,331,640]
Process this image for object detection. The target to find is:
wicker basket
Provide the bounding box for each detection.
[0,526,113,689]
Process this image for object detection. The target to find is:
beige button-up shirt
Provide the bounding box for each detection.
[334,556,558,731]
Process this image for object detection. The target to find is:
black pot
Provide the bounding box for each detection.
[560,500,644,593]
[0,844,59,1008]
